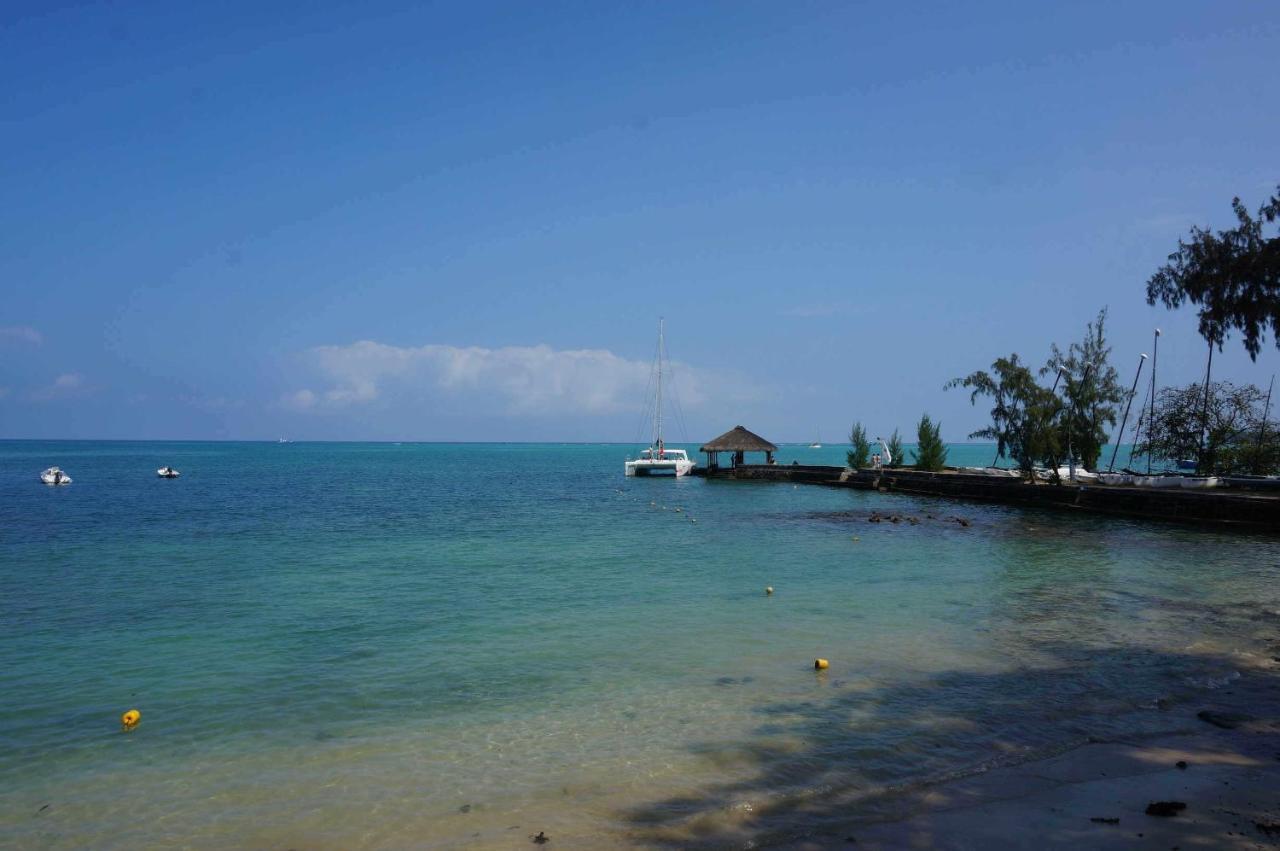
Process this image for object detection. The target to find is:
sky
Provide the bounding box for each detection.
[1,1,1278,443]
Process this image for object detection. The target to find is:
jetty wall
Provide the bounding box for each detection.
[696,465,1280,531]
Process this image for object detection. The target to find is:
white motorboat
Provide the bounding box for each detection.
[157,466,180,479]
[625,319,695,478]
[40,467,72,485]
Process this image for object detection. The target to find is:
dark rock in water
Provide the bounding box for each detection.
[1197,710,1252,729]
[953,517,970,527]
[716,677,738,687]
[532,831,550,844]
[1257,821,1280,836]
[1145,801,1186,817]
[1176,760,1187,770]
[1090,817,1119,824]
[459,804,472,813]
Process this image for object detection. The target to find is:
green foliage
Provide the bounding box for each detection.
[911,413,948,471]
[847,422,870,468]
[1146,186,1280,360]
[946,353,1059,476]
[1134,381,1280,475]
[885,429,904,468]
[1043,308,1126,470]
[949,308,1126,476]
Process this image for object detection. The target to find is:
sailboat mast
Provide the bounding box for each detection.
[655,318,664,451]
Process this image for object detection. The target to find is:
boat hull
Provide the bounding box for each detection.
[624,459,694,477]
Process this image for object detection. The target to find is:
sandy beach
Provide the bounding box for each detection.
[800,664,1280,850]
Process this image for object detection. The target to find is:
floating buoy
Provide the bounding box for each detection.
[814,658,829,670]
[765,586,774,595]
[121,709,141,729]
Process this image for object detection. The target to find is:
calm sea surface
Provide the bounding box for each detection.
[2,441,1276,848]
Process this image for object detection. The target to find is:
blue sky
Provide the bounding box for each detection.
[2,1,1277,442]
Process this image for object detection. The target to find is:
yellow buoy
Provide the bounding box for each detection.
[121,709,141,729]
[814,658,829,670]
[765,586,774,595]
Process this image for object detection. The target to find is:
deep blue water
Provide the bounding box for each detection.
[1,441,1274,848]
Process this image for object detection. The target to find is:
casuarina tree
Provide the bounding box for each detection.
[1146,186,1280,359]
[1043,308,1125,470]
[847,422,870,468]
[911,414,948,471]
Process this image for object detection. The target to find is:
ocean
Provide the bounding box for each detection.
[2,441,1276,848]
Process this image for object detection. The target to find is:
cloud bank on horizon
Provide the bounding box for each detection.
[282,339,758,420]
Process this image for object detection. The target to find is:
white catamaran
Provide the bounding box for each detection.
[625,319,694,478]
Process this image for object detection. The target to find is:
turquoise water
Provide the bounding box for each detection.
[2,441,1275,848]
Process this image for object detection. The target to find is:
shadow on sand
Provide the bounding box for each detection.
[621,617,1280,849]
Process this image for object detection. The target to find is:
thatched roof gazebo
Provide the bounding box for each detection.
[700,425,778,469]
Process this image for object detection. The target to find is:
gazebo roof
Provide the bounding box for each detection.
[700,425,779,453]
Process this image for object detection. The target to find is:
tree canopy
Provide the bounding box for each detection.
[911,414,948,471]
[1134,381,1280,475]
[847,422,870,469]
[1043,309,1125,470]
[947,353,1057,475]
[1146,186,1280,359]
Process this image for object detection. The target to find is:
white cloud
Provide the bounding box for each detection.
[279,388,317,410]
[285,339,754,416]
[0,326,43,345]
[34,372,85,400]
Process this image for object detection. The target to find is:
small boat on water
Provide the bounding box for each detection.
[624,319,695,478]
[157,466,180,479]
[40,467,72,485]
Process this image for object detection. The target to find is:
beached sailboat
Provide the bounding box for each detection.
[625,319,694,478]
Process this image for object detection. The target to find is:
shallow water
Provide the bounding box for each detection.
[2,441,1276,848]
